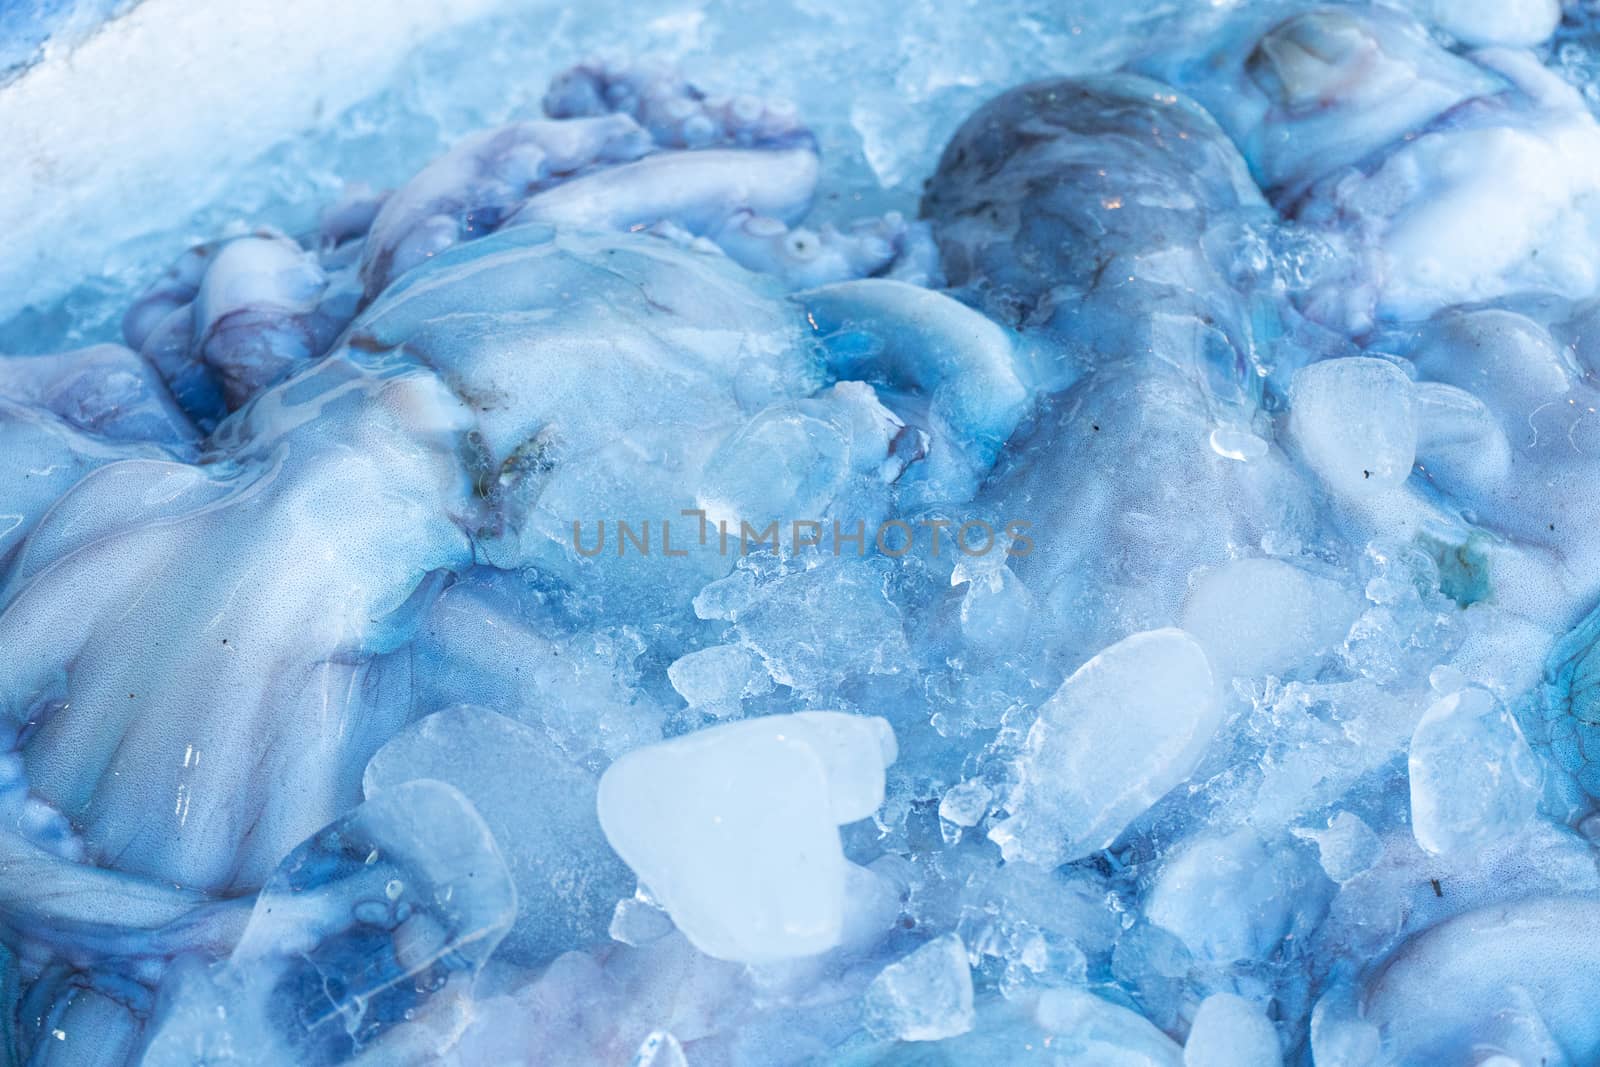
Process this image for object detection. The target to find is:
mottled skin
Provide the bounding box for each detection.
[922,74,1321,659]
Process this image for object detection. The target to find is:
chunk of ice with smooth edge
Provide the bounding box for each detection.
[596,711,896,963]
[1289,357,1417,497]
[990,629,1220,866]
[1409,0,1559,46]
[667,643,772,716]
[1410,687,1543,857]
[1358,896,1600,1065]
[861,933,975,1041]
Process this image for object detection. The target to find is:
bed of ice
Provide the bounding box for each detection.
[7,0,1600,1064]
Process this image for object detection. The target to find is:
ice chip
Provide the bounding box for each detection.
[991,629,1221,866]
[1410,687,1543,857]
[1292,811,1384,883]
[1289,357,1417,497]
[861,933,975,1042]
[596,712,896,963]
[667,643,773,717]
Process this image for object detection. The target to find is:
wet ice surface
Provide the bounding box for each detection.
[9,0,1600,1064]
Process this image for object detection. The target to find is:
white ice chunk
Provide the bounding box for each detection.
[1185,993,1281,1067]
[1181,557,1359,679]
[597,712,896,963]
[1409,687,1543,858]
[1360,896,1600,1064]
[861,933,975,1042]
[786,711,898,822]
[991,629,1220,866]
[1289,357,1416,498]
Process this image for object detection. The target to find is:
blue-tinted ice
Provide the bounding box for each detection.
[5,0,1600,1063]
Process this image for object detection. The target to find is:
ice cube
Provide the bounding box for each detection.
[938,778,993,829]
[861,933,975,1042]
[1409,687,1543,857]
[1145,829,1331,966]
[1289,357,1417,497]
[596,712,897,963]
[990,629,1221,866]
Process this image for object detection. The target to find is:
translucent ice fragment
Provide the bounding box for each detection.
[991,630,1220,866]
[142,780,515,1066]
[938,779,993,829]
[611,893,675,947]
[596,712,897,963]
[1185,993,1280,1067]
[715,559,911,695]
[667,644,773,717]
[1288,357,1416,497]
[1181,557,1359,679]
[862,934,975,1042]
[1409,688,1542,858]
[1292,811,1383,883]
[363,705,632,964]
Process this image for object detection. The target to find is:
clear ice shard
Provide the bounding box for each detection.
[990,629,1221,866]
[1409,688,1544,858]
[860,933,975,1042]
[596,712,896,963]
